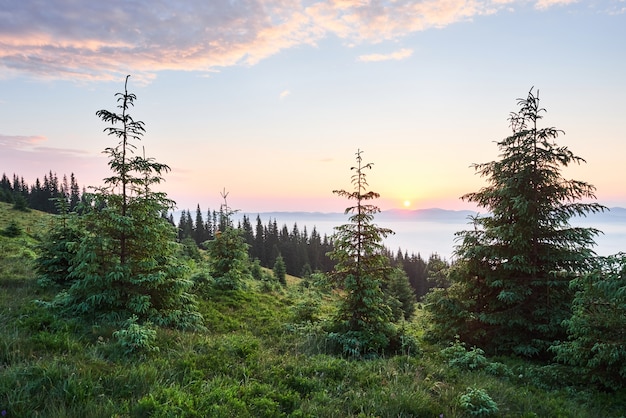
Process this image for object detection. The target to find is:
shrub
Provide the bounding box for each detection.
[458,387,499,417]
[1,220,22,237]
[113,316,159,355]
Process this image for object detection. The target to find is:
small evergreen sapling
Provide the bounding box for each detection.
[205,189,251,290]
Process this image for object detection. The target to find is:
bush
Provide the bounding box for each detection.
[1,220,22,237]
[458,387,499,417]
[441,338,512,377]
[113,316,159,355]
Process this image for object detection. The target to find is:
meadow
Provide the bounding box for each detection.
[1,202,625,417]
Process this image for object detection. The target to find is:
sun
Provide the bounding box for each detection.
[403,200,411,208]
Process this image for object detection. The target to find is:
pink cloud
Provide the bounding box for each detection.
[0,134,48,148]
[0,0,586,82]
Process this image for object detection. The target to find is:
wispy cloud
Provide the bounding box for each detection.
[0,0,583,82]
[0,135,47,148]
[534,0,578,10]
[280,89,291,99]
[0,134,107,185]
[358,48,413,62]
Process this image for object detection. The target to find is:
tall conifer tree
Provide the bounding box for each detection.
[426,88,605,357]
[328,149,395,356]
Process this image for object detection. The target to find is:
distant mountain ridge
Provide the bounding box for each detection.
[241,207,626,224]
[240,208,475,222]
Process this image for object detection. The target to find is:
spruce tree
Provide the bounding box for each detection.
[205,190,250,290]
[50,75,202,329]
[193,204,206,245]
[328,149,395,356]
[273,253,287,286]
[551,253,626,390]
[425,88,605,357]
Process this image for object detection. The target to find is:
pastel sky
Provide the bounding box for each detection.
[1,0,625,213]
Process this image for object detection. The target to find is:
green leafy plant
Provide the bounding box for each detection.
[113,316,159,355]
[459,387,499,417]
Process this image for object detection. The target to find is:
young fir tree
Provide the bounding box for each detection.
[273,253,287,286]
[36,197,85,288]
[425,88,605,357]
[328,149,395,356]
[205,189,250,290]
[551,253,626,390]
[51,76,202,329]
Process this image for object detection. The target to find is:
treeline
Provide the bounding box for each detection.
[174,206,336,275]
[176,205,448,299]
[2,170,447,299]
[0,171,84,213]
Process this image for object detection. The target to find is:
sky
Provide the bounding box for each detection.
[1,0,625,214]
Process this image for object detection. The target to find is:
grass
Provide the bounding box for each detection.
[1,201,625,417]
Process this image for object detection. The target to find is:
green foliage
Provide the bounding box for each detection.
[291,297,322,323]
[440,338,512,377]
[383,268,417,321]
[427,88,606,358]
[179,236,202,261]
[273,253,287,285]
[0,246,625,417]
[36,212,85,288]
[113,316,159,355]
[459,387,499,417]
[206,227,250,290]
[551,253,626,390]
[205,191,251,291]
[12,193,29,212]
[2,219,22,237]
[328,149,397,357]
[44,76,202,331]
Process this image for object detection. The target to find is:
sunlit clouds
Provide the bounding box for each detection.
[0,0,624,213]
[0,0,600,82]
[0,135,48,148]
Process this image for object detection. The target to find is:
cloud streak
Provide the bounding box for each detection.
[0,0,585,82]
[358,48,413,62]
[0,135,48,149]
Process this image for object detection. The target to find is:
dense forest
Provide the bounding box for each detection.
[0,79,624,417]
[1,173,444,300]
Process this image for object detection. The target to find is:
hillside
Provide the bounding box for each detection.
[0,204,624,417]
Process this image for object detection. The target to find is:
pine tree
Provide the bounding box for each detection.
[328,149,395,356]
[425,88,605,357]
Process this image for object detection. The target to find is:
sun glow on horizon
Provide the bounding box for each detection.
[403,200,411,208]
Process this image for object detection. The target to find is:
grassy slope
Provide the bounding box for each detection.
[0,202,624,417]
